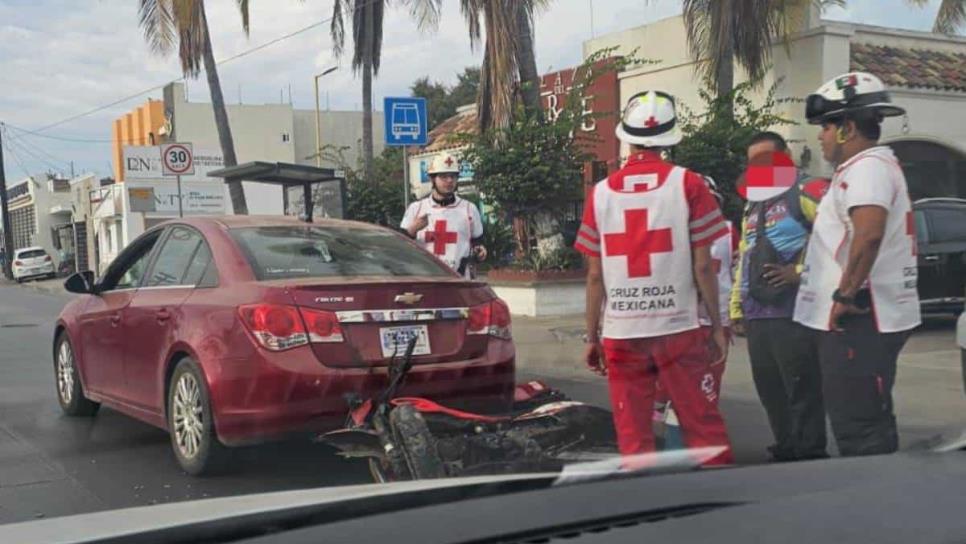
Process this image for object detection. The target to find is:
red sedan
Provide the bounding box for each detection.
[54,216,515,475]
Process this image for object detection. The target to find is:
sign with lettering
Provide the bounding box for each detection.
[123,146,224,182]
[125,181,225,216]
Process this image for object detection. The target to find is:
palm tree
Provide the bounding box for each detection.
[459,1,550,132]
[330,0,441,183]
[907,0,966,34]
[677,0,842,103]
[139,0,249,214]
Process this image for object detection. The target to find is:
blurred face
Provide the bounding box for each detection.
[432,173,458,195]
[747,140,779,162]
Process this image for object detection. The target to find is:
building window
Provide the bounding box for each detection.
[9,205,37,250]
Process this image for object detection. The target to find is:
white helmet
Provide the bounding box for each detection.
[427,152,461,176]
[805,72,905,125]
[614,90,682,147]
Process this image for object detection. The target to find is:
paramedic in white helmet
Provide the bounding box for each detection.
[575,90,733,465]
[794,72,920,456]
[401,152,486,278]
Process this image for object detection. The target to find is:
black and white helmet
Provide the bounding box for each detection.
[805,72,905,125]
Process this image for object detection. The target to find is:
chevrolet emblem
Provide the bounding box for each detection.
[394,292,423,305]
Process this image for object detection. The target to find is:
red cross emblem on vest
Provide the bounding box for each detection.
[425,220,458,255]
[906,211,917,256]
[604,208,673,277]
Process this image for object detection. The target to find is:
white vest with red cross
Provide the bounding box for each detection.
[595,166,699,339]
[409,197,475,276]
[794,147,921,333]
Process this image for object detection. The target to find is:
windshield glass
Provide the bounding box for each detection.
[16,250,47,259]
[1,0,965,538]
[232,226,453,279]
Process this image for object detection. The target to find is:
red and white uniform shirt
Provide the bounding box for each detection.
[698,221,734,328]
[401,196,483,277]
[575,151,729,339]
[794,146,921,333]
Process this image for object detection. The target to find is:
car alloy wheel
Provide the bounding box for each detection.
[54,334,99,417]
[172,373,204,460]
[57,340,75,406]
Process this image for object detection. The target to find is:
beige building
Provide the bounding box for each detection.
[584,10,966,199]
[4,174,74,266]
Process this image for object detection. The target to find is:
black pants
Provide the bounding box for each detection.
[818,314,910,457]
[747,318,828,460]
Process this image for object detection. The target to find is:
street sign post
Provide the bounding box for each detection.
[161,142,194,217]
[384,98,428,209]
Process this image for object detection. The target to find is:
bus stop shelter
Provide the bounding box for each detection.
[208,161,346,222]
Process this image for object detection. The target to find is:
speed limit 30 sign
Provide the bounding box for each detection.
[161,143,195,176]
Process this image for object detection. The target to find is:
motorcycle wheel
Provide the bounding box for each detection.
[390,404,446,479]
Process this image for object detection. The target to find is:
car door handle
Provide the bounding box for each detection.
[923,254,941,262]
[110,313,121,326]
[156,309,171,323]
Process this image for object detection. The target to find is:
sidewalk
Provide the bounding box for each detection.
[5,277,68,297]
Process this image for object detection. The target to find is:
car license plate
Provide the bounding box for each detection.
[379,325,431,358]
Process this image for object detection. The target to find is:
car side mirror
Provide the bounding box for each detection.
[64,271,96,295]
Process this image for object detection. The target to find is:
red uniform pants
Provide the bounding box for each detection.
[603,327,733,465]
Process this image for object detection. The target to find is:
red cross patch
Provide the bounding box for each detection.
[644,116,659,128]
[424,220,458,255]
[604,209,673,278]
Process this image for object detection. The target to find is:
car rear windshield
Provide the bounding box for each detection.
[231,226,453,280]
[17,250,46,259]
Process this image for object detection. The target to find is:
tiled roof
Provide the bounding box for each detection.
[417,107,479,154]
[850,42,966,93]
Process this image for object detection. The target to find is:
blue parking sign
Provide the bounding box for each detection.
[384,97,428,146]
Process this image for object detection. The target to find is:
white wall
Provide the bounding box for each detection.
[292,109,386,170]
[170,83,291,215]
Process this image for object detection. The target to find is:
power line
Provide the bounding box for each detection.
[26,0,367,134]
[5,136,65,174]
[5,129,74,168]
[1,126,67,173]
[1,137,32,179]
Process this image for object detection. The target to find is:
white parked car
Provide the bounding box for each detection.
[11,247,55,282]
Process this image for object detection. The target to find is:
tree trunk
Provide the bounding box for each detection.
[200,4,247,215]
[715,39,735,120]
[515,1,542,119]
[361,1,375,183]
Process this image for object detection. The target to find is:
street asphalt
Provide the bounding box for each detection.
[1,280,963,525]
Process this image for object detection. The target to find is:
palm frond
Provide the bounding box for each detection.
[461,0,485,50]
[404,0,442,32]
[171,0,205,77]
[138,0,176,55]
[933,0,966,34]
[237,0,250,35]
[330,0,347,59]
[373,0,385,74]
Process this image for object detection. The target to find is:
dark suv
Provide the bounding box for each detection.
[913,198,966,314]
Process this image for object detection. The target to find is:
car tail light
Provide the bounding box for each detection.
[13,260,23,267]
[44,255,52,262]
[238,304,308,351]
[298,307,344,343]
[467,299,512,339]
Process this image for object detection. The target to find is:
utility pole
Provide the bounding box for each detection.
[0,123,15,279]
